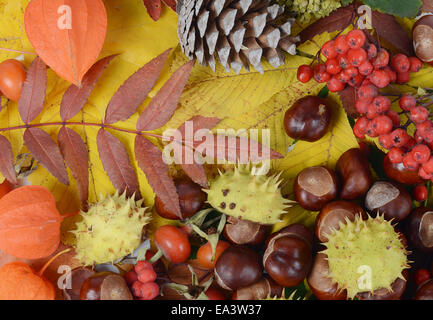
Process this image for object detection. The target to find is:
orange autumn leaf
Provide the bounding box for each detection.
[24,0,108,86]
[0,186,63,260]
[0,262,55,300]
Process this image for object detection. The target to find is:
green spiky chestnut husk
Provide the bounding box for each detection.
[72,192,151,266]
[205,165,293,225]
[323,215,409,299]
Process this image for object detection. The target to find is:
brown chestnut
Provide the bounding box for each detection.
[356,270,408,300]
[263,224,313,287]
[284,96,332,142]
[294,166,339,211]
[315,201,366,242]
[155,177,206,220]
[214,245,263,291]
[307,252,347,300]
[80,272,133,300]
[223,216,268,245]
[383,155,423,185]
[364,181,412,222]
[63,267,95,300]
[415,279,433,300]
[407,207,433,252]
[232,277,283,300]
[413,15,433,65]
[336,148,372,200]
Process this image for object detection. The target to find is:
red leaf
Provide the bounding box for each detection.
[97,129,139,198]
[338,86,359,118]
[162,0,177,11]
[18,57,47,124]
[298,5,355,44]
[24,128,69,185]
[61,55,117,121]
[136,60,195,131]
[372,11,414,57]
[58,127,89,205]
[178,116,222,134]
[105,49,171,124]
[144,0,162,21]
[0,135,17,185]
[135,135,181,217]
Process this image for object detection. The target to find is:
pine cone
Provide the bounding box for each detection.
[177,0,298,74]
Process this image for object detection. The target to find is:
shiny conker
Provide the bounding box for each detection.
[294,166,339,211]
[336,148,372,200]
[356,270,408,300]
[364,181,412,222]
[315,201,366,242]
[223,216,268,245]
[63,267,95,300]
[80,272,133,300]
[232,277,283,300]
[383,154,423,185]
[415,279,433,300]
[263,224,313,287]
[214,245,263,291]
[407,207,433,252]
[284,95,332,142]
[155,177,206,220]
[413,15,433,65]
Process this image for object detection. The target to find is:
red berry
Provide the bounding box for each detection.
[372,115,393,135]
[391,128,410,147]
[412,144,431,163]
[327,76,345,92]
[336,70,350,83]
[379,134,394,149]
[347,48,367,67]
[409,57,423,73]
[415,130,424,144]
[138,282,160,300]
[366,120,379,137]
[384,66,397,83]
[135,261,153,274]
[410,106,429,124]
[403,152,420,171]
[372,96,391,114]
[422,157,433,174]
[388,148,405,163]
[124,270,138,286]
[367,44,377,59]
[391,54,410,73]
[419,166,433,180]
[413,185,428,202]
[414,269,431,286]
[405,137,416,150]
[335,35,350,54]
[137,268,157,284]
[396,71,410,84]
[399,94,417,111]
[338,54,350,69]
[346,29,366,49]
[358,61,373,76]
[348,74,364,87]
[425,130,433,143]
[326,58,342,75]
[417,121,433,136]
[373,49,390,68]
[358,84,378,100]
[321,40,338,59]
[297,65,313,83]
[313,64,331,83]
[356,99,370,114]
[353,116,369,138]
[386,110,401,127]
[370,70,391,88]
[343,66,358,79]
[366,104,378,119]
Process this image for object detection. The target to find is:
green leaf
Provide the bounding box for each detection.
[361,0,422,18]
[341,0,355,6]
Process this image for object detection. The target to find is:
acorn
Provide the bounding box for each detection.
[223,216,268,246]
[407,207,433,252]
[413,15,433,65]
[294,166,339,211]
[336,148,372,200]
[364,181,412,222]
[80,272,133,300]
[284,96,332,142]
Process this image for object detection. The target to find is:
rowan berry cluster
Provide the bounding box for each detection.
[124,260,160,300]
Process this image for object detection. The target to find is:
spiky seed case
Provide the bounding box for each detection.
[206,165,294,224]
[72,192,151,266]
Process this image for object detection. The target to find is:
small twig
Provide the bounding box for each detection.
[0,47,37,55]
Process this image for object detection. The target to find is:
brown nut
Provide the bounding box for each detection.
[232,277,283,300]
[223,216,268,245]
[80,272,133,300]
[356,270,408,300]
[284,96,332,142]
[294,166,339,211]
[407,207,433,253]
[263,224,313,287]
[307,252,347,300]
[415,279,433,300]
[214,245,263,291]
[336,148,372,200]
[365,181,412,222]
[63,267,95,300]
[413,15,433,65]
[383,154,423,185]
[315,201,366,242]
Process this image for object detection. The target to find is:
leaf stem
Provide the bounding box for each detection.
[0,47,37,55]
